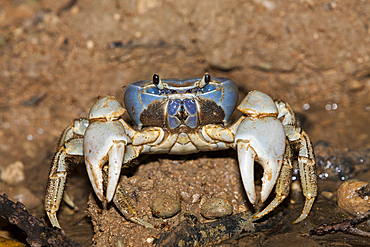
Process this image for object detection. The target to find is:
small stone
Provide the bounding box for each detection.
[151,193,181,218]
[201,197,233,219]
[291,180,302,192]
[146,237,154,244]
[238,204,248,213]
[43,12,60,26]
[0,182,41,209]
[137,0,162,15]
[0,161,25,185]
[337,180,370,215]
[257,61,272,71]
[343,60,357,74]
[191,193,200,203]
[13,187,42,209]
[70,5,80,14]
[321,191,335,201]
[138,178,154,190]
[348,79,364,92]
[113,13,121,21]
[86,40,94,50]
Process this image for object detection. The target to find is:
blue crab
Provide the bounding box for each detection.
[45,73,317,229]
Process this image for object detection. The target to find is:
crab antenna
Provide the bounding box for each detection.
[152,73,164,90]
[199,73,211,88]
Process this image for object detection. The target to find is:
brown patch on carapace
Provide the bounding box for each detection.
[198,98,225,125]
[140,100,166,127]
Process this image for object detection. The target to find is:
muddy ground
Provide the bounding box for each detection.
[1,0,370,246]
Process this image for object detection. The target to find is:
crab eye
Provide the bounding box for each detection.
[152,74,164,90]
[199,73,211,88]
[153,74,159,85]
[205,73,211,84]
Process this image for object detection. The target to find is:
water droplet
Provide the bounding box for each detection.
[27,135,33,141]
[302,103,310,111]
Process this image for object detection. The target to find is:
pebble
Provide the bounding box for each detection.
[348,79,364,92]
[200,197,233,219]
[337,179,370,215]
[0,181,41,209]
[138,178,154,191]
[0,161,25,185]
[151,193,181,218]
[86,40,94,50]
[321,191,336,201]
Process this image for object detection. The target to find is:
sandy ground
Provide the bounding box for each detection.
[1,0,370,246]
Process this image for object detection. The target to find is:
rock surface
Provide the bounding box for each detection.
[337,180,370,215]
[200,197,233,219]
[0,161,25,185]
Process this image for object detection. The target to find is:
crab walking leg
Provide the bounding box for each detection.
[101,166,154,228]
[58,119,89,148]
[45,138,84,228]
[253,140,293,220]
[293,130,317,223]
[63,192,78,210]
[276,100,317,223]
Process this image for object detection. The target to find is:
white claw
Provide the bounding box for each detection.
[84,121,128,202]
[235,117,285,204]
[237,141,257,204]
[106,142,125,202]
[260,155,280,203]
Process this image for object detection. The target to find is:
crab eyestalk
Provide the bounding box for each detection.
[199,72,211,88]
[152,73,164,90]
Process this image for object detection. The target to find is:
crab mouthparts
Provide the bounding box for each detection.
[167,98,198,129]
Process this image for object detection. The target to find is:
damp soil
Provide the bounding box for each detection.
[1,0,370,246]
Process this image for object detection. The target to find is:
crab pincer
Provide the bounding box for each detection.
[84,96,128,202]
[234,91,285,206]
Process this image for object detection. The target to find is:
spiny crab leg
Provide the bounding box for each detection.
[293,131,317,223]
[44,119,88,228]
[276,100,317,223]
